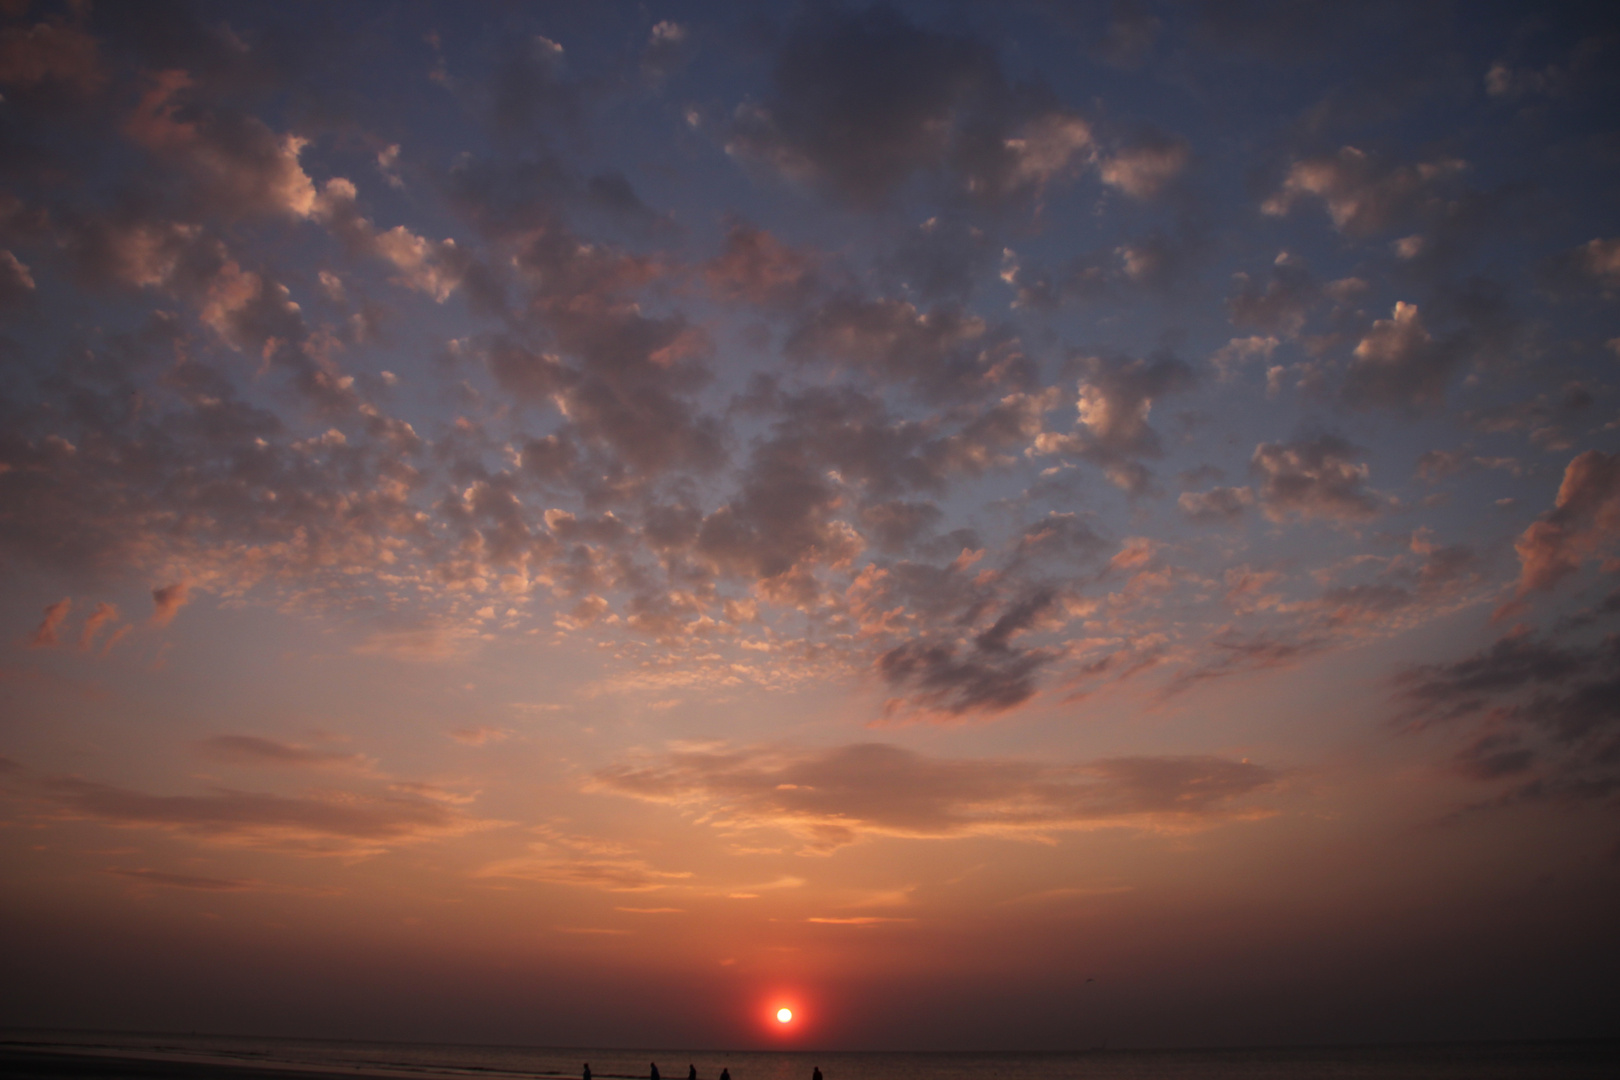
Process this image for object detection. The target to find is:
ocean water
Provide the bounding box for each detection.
[3,1029,1617,1080]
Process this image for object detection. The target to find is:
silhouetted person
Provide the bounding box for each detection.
[651,1064,660,1080]
[813,1068,822,1080]
[582,1067,591,1080]
[720,1070,730,1080]
[689,1067,697,1080]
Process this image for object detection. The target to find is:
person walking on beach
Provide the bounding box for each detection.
[688,1067,697,1079]
[650,1064,661,1080]
[582,1067,591,1080]
[719,1070,730,1080]
[813,1068,822,1080]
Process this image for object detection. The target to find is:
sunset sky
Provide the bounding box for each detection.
[2,0,1619,1052]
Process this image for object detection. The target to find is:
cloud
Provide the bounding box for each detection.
[21,774,497,857]
[1540,237,1620,297]
[123,70,319,220]
[1397,629,1620,805]
[77,601,120,651]
[28,598,71,647]
[1341,302,1464,412]
[196,735,372,772]
[786,295,1028,402]
[1098,0,1162,68]
[1251,435,1382,522]
[592,742,1277,852]
[1397,631,1588,719]
[726,6,1000,205]
[448,726,512,746]
[1162,629,1329,695]
[727,6,1091,208]
[0,18,105,99]
[1210,335,1280,380]
[476,852,693,892]
[641,20,693,85]
[150,582,190,626]
[313,178,465,302]
[1033,353,1196,493]
[1511,450,1620,595]
[1262,147,1466,238]
[1099,132,1190,199]
[878,632,1055,719]
[1000,113,1096,191]
[1226,258,1316,337]
[886,215,997,303]
[0,249,35,307]
[1414,448,1521,484]
[491,34,582,138]
[1179,486,1254,523]
[703,223,820,307]
[103,867,256,891]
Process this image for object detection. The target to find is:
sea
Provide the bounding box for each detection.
[2,1029,1617,1080]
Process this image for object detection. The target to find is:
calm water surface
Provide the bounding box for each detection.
[5,1029,1616,1080]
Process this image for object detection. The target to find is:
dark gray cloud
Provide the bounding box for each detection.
[1227,259,1317,337]
[1251,434,1382,522]
[1178,485,1254,523]
[728,5,1000,206]
[1397,629,1620,806]
[728,5,1095,210]
[877,589,1060,718]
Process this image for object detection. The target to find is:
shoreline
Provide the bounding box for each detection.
[0,1046,574,1080]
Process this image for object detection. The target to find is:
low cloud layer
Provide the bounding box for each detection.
[592,743,1277,852]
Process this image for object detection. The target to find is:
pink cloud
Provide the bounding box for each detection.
[28,598,71,648]
[1512,450,1620,595]
[77,601,119,651]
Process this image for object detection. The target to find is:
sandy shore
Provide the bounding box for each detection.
[0,1048,386,1080]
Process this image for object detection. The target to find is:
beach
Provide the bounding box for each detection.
[4,1033,1619,1080]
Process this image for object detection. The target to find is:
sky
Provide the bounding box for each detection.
[2,0,1619,1054]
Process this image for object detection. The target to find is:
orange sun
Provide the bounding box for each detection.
[776,1007,793,1024]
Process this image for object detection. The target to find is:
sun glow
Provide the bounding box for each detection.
[776,1007,793,1024]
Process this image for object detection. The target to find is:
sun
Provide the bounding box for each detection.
[776,1007,793,1024]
